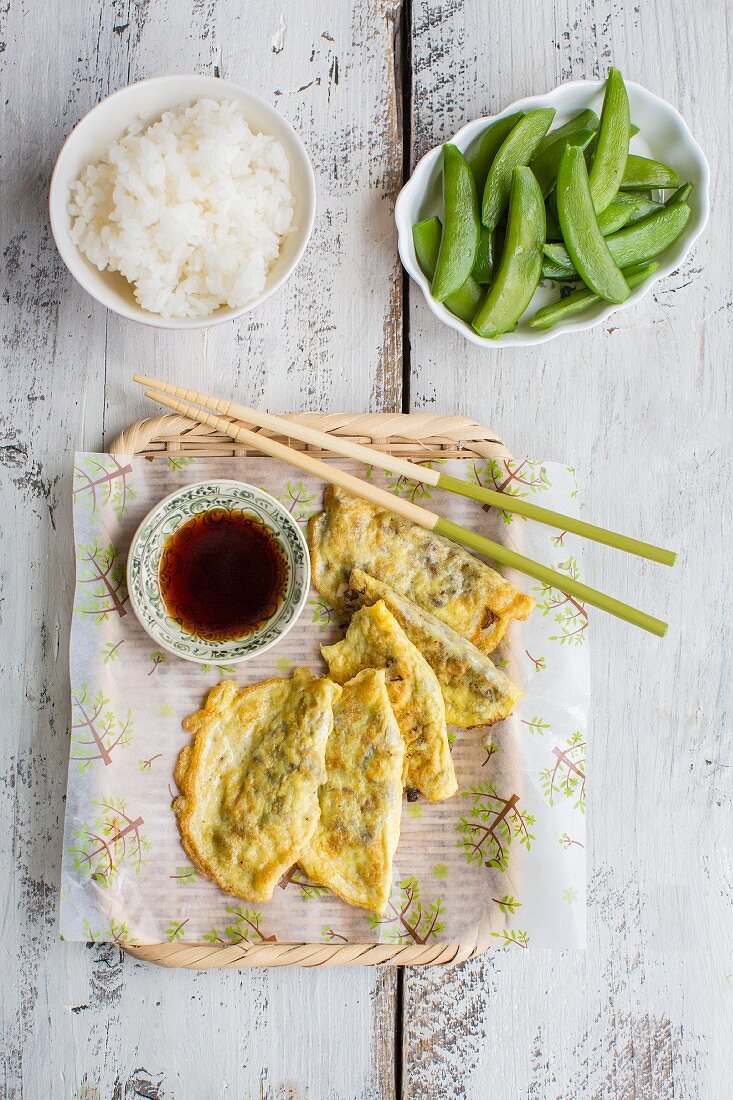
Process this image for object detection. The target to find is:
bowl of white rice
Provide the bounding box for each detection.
[49,74,315,327]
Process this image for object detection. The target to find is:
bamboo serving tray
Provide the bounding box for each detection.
[109,411,511,968]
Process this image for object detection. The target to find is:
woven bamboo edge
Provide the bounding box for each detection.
[109,411,510,969]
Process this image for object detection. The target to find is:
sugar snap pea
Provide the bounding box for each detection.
[413,217,484,322]
[667,181,693,205]
[473,166,545,337]
[531,127,596,197]
[532,108,599,158]
[544,202,563,241]
[588,66,630,212]
[620,154,680,191]
[557,144,629,303]
[542,201,692,277]
[598,193,660,234]
[471,226,496,284]
[482,108,555,230]
[431,144,481,301]
[596,198,636,236]
[530,262,659,329]
[541,255,577,280]
[468,112,523,194]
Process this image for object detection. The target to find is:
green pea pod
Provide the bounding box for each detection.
[473,166,545,338]
[587,121,639,161]
[589,67,630,212]
[598,193,661,234]
[542,202,692,276]
[530,262,659,330]
[468,112,524,194]
[432,144,481,301]
[544,202,563,241]
[532,108,599,158]
[596,198,636,236]
[557,144,629,303]
[471,226,496,284]
[620,154,680,191]
[541,256,578,280]
[531,128,596,197]
[667,182,693,205]
[412,217,484,323]
[482,108,555,230]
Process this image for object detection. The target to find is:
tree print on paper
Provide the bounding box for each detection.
[70,686,133,770]
[278,864,329,900]
[310,595,347,630]
[540,732,586,812]
[82,916,132,945]
[102,640,124,665]
[75,541,128,622]
[481,741,499,767]
[74,455,135,519]
[566,465,578,499]
[170,865,199,887]
[203,905,277,945]
[522,715,550,736]
[457,784,535,872]
[165,918,190,942]
[471,457,550,523]
[321,926,349,943]
[68,797,150,888]
[493,895,521,915]
[534,556,588,645]
[491,928,530,949]
[367,876,445,945]
[385,460,445,504]
[559,832,584,850]
[166,456,195,471]
[525,650,546,671]
[138,753,162,772]
[148,650,166,675]
[275,480,317,523]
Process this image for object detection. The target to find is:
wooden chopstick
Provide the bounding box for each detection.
[132,374,675,566]
[140,385,668,637]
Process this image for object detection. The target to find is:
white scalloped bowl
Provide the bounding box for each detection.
[49,75,316,330]
[395,78,709,347]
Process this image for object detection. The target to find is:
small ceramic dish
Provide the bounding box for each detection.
[126,480,310,664]
[395,77,710,347]
[49,74,316,330]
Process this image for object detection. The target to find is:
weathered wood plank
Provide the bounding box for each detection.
[405,0,732,1096]
[0,1,403,1096]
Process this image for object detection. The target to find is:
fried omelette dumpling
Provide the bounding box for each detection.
[321,601,457,801]
[308,486,534,653]
[173,670,342,903]
[299,669,404,916]
[344,568,522,728]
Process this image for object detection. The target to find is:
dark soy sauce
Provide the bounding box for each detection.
[159,509,287,642]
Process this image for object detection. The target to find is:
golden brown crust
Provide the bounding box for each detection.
[173,672,341,903]
[299,668,404,916]
[321,601,457,802]
[308,486,533,653]
[344,568,522,728]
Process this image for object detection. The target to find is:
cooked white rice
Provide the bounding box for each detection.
[68,99,295,318]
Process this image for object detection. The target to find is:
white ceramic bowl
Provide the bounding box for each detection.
[126,480,310,664]
[49,74,316,329]
[395,78,709,347]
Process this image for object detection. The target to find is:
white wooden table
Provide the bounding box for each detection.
[1,1,730,1095]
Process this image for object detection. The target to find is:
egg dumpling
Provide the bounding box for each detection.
[344,568,522,728]
[173,670,341,903]
[321,601,456,802]
[299,668,404,916]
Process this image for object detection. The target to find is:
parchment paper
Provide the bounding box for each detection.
[60,453,588,949]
